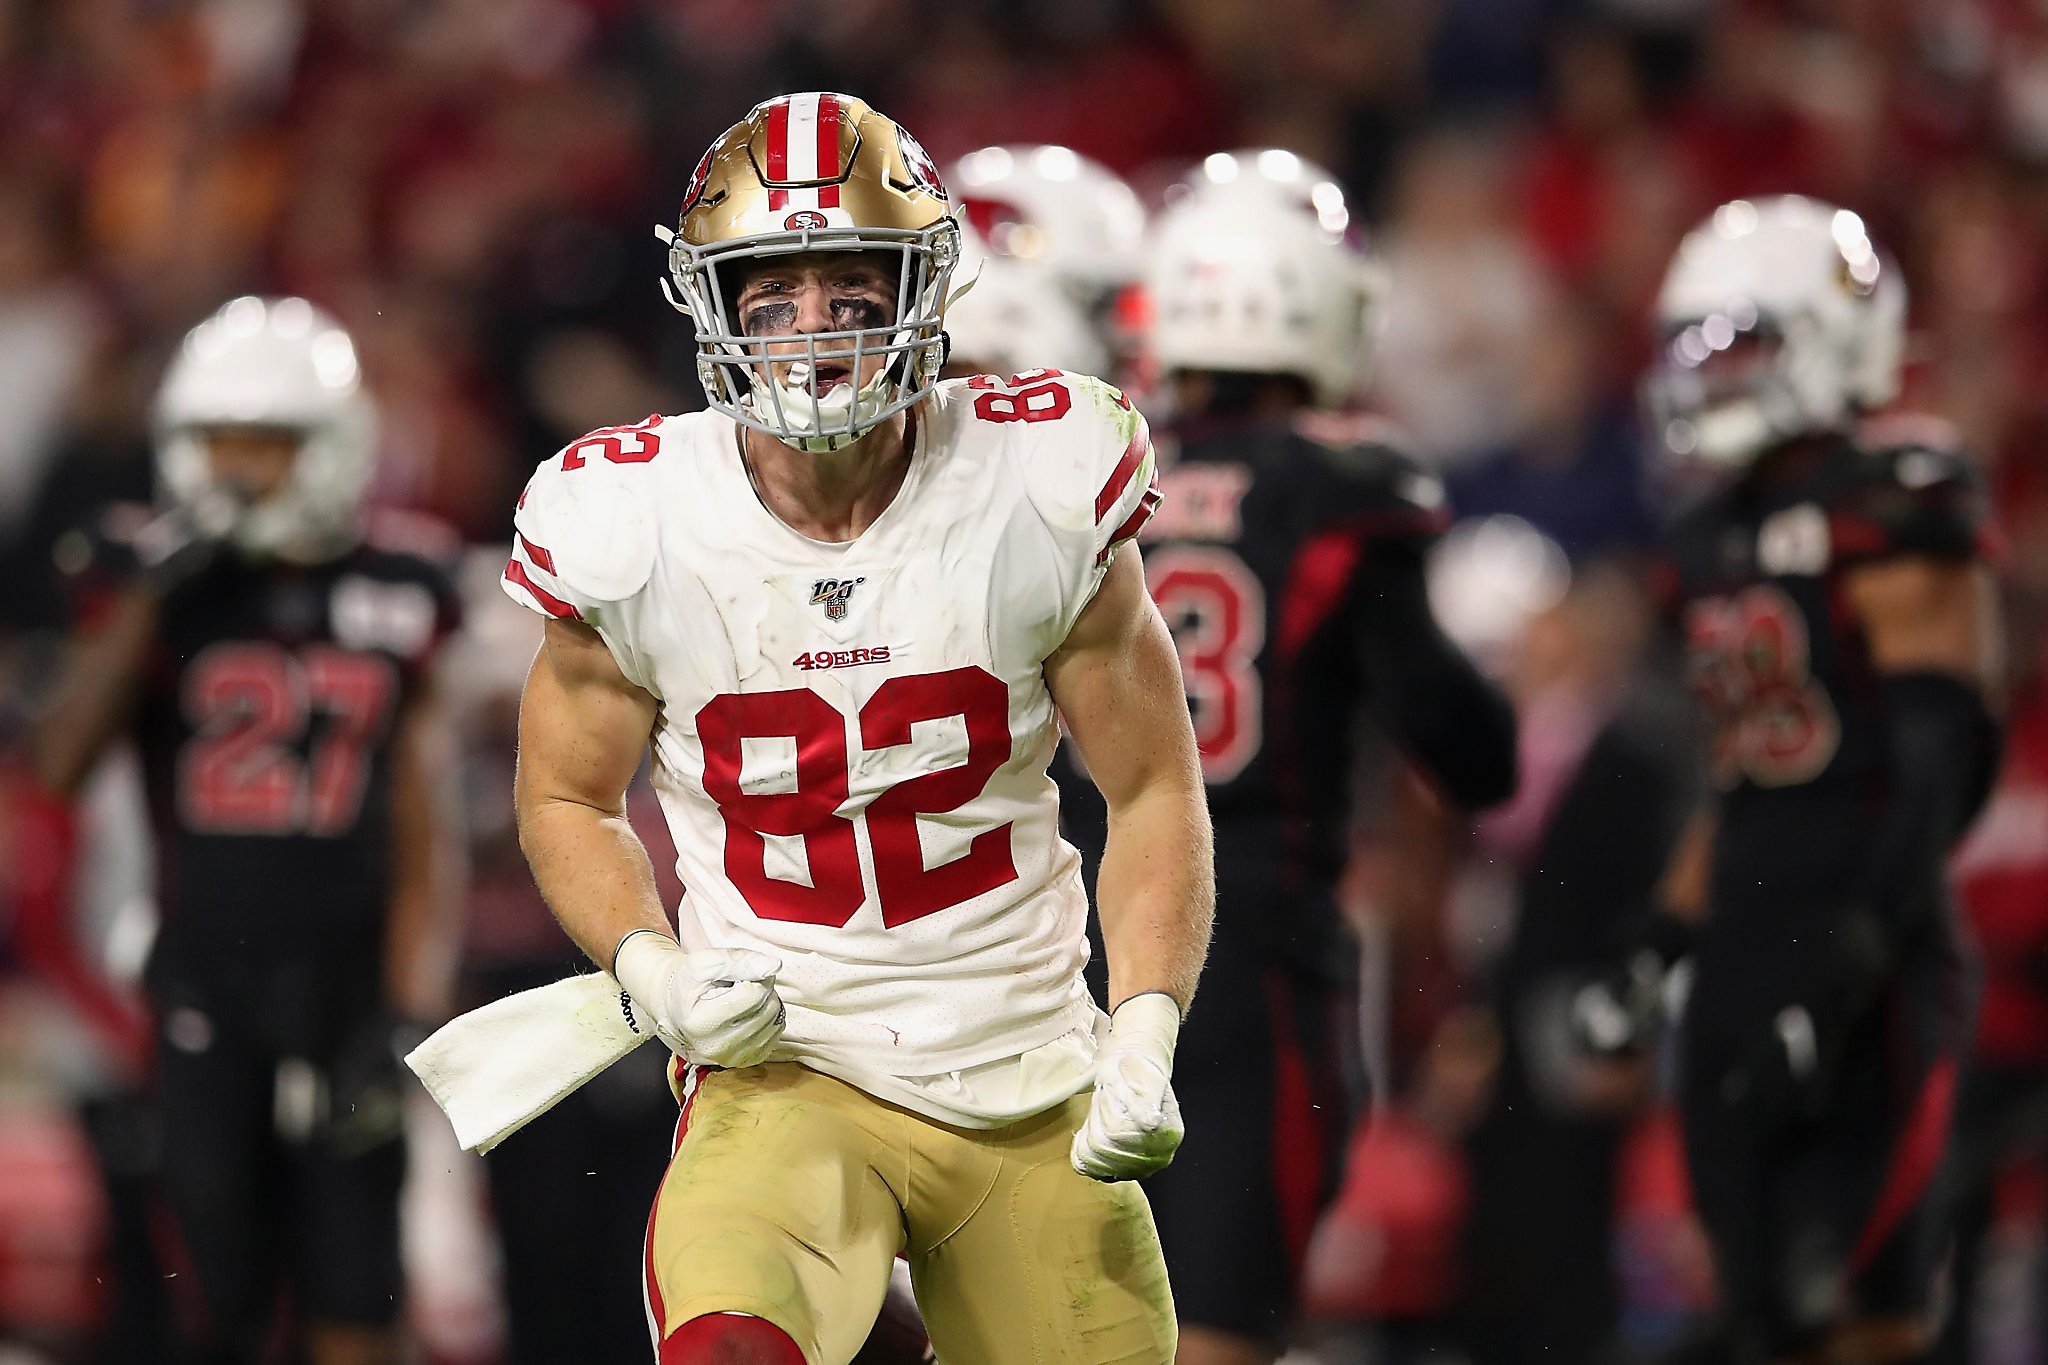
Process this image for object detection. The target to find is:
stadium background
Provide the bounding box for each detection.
[0,0,2044,1361]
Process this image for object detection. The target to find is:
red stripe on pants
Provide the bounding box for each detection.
[1846,1056,1960,1278]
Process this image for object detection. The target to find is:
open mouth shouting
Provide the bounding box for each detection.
[784,359,854,395]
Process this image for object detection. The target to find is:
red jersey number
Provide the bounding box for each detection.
[968,369,1073,425]
[697,666,1018,928]
[1147,547,1267,783]
[179,643,400,836]
[1687,585,1841,788]
[560,415,663,471]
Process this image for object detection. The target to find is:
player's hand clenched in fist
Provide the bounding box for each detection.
[612,930,786,1068]
[1072,993,1184,1182]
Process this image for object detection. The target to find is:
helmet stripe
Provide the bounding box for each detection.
[765,97,790,210]
[786,93,819,182]
[815,92,842,208]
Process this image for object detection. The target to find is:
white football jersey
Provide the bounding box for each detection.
[502,372,1159,1110]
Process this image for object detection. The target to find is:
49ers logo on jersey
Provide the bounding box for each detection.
[810,576,864,620]
[793,646,891,671]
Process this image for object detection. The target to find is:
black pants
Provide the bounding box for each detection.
[150,967,404,1363]
[1679,918,1970,1359]
[1931,1062,2048,1364]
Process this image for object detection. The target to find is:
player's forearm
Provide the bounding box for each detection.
[516,795,674,970]
[1852,673,2000,939]
[1095,773,1214,1013]
[30,592,159,795]
[385,880,462,1019]
[385,706,467,1020]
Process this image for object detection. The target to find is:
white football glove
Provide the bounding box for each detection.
[1071,993,1184,1182]
[612,931,786,1069]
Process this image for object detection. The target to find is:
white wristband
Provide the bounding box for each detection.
[1107,992,1182,1071]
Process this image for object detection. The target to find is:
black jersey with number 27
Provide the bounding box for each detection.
[74,510,462,963]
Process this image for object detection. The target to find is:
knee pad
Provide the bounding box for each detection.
[663,1312,806,1365]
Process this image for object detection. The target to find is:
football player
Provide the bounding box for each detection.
[503,94,1211,1364]
[32,296,464,1365]
[941,221,1110,381]
[1581,196,2003,1364]
[1052,185,1518,1365]
[946,143,1148,376]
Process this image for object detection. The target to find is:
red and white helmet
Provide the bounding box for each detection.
[1145,192,1383,407]
[947,144,1147,306]
[943,221,1109,379]
[1650,195,1906,470]
[154,295,377,563]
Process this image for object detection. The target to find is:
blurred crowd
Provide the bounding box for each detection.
[2,0,2047,1362]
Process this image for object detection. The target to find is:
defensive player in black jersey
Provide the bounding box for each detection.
[32,297,463,1365]
[1055,179,1518,1365]
[1577,197,2003,1365]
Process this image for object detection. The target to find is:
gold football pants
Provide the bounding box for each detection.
[642,1062,1175,1364]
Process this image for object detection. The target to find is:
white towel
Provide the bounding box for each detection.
[405,972,652,1153]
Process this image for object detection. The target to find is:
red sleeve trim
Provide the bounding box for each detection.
[504,557,581,620]
[516,531,559,575]
[1097,478,1162,564]
[1095,431,1151,523]
[1276,528,1366,664]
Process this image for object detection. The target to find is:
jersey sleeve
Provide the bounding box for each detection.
[1296,415,1451,556]
[501,429,664,691]
[1007,373,1160,640]
[1094,405,1162,567]
[55,504,151,631]
[1834,420,1996,567]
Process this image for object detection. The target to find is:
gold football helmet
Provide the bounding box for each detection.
[658,93,960,452]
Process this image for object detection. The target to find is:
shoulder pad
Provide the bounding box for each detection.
[1286,413,1449,540]
[1292,413,1446,509]
[511,429,662,603]
[992,370,1154,537]
[1832,417,1990,565]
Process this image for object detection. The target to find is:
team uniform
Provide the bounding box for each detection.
[1056,414,1515,1343]
[68,509,459,1352]
[1666,426,1995,1351]
[502,372,1176,1364]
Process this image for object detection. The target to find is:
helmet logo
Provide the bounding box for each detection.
[895,127,948,201]
[784,210,829,231]
[681,145,716,214]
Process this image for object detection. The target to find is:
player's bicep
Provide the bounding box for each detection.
[1845,556,2001,692]
[1046,545,1201,810]
[515,616,658,821]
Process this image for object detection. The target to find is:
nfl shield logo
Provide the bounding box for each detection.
[810,577,864,621]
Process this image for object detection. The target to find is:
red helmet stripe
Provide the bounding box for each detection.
[764,96,790,183]
[815,92,842,208]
